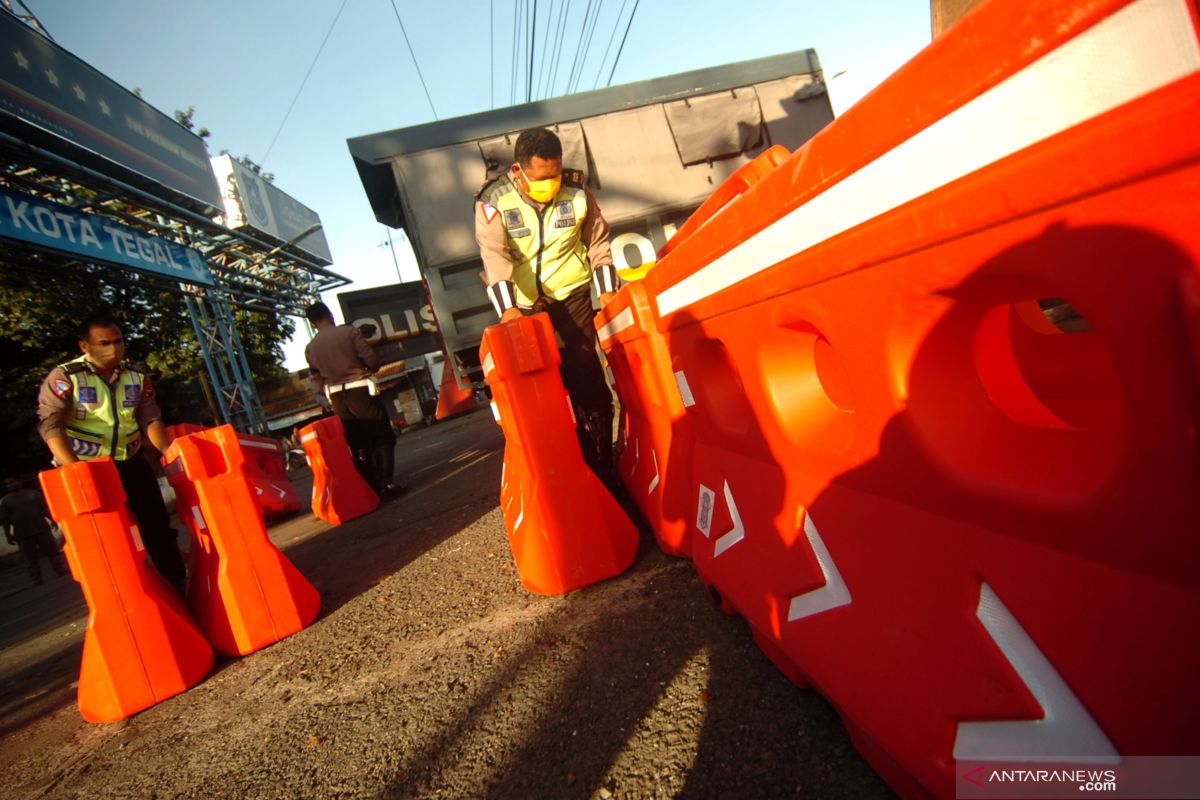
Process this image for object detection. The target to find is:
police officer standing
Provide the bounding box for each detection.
[304,301,401,498]
[36,312,187,594]
[475,127,620,479]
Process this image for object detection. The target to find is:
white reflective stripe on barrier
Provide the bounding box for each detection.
[596,306,635,342]
[656,0,1200,315]
[238,439,281,451]
[300,432,318,443]
[674,370,696,408]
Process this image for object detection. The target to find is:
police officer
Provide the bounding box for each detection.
[36,312,187,594]
[304,301,401,498]
[475,127,620,479]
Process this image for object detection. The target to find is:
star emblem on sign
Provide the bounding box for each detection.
[14,50,29,70]
[73,84,87,102]
[98,99,111,116]
[45,68,59,87]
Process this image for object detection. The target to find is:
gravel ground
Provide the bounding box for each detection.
[0,410,893,799]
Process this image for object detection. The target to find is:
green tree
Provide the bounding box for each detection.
[0,259,294,478]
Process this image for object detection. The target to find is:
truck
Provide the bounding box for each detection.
[347,49,835,387]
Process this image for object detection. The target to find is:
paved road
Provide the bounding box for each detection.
[0,410,892,799]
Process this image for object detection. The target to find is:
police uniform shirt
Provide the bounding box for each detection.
[36,361,162,447]
[474,176,615,292]
[305,324,379,389]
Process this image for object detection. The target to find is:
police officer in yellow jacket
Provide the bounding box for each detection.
[36,312,187,594]
[475,127,620,478]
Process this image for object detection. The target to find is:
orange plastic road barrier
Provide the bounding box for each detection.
[298,416,379,524]
[481,313,638,595]
[638,0,1200,795]
[235,432,302,519]
[655,144,790,262]
[164,426,320,656]
[435,357,479,420]
[39,459,213,722]
[167,424,300,520]
[594,281,691,557]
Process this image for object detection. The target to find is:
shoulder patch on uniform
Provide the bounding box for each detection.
[480,201,499,223]
[62,362,87,375]
[563,168,585,187]
[51,378,72,398]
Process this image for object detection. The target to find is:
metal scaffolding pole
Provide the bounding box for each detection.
[184,291,269,435]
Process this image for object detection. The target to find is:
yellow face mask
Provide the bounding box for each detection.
[518,166,562,203]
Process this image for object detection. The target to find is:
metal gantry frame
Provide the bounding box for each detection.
[0,133,350,435]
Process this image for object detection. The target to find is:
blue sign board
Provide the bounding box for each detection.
[0,186,214,286]
[0,12,224,213]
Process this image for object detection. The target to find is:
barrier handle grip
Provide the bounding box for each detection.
[657,145,791,260]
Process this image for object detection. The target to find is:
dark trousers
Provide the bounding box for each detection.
[116,453,186,594]
[532,282,615,479]
[15,531,68,584]
[331,387,397,495]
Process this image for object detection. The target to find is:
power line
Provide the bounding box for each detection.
[563,0,595,98]
[591,0,628,90]
[569,0,605,94]
[260,0,348,168]
[606,0,639,87]
[490,0,494,108]
[510,0,521,105]
[536,0,564,100]
[545,0,573,98]
[388,0,438,120]
[530,0,540,103]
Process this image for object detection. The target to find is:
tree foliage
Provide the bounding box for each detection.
[0,253,294,478]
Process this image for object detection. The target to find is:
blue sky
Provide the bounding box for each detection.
[27,0,931,368]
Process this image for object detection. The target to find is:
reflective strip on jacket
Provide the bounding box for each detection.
[481,176,591,306]
[60,355,145,461]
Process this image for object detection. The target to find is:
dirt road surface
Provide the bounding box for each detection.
[0,410,893,799]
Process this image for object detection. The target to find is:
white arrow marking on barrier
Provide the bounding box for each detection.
[255,486,264,496]
[713,481,745,557]
[630,438,639,476]
[647,449,660,496]
[787,513,852,621]
[954,583,1119,763]
[275,484,288,500]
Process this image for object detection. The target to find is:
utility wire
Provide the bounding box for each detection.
[563,0,595,98]
[535,0,554,100]
[530,0,540,103]
[389,0,438,119]
[591,0,628,90]
[490,0,494,108]
[546,0,573,98]
[261,0,348,167]
[510,0,520,105]
[606,0,639,87]
[569,0,605,94]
